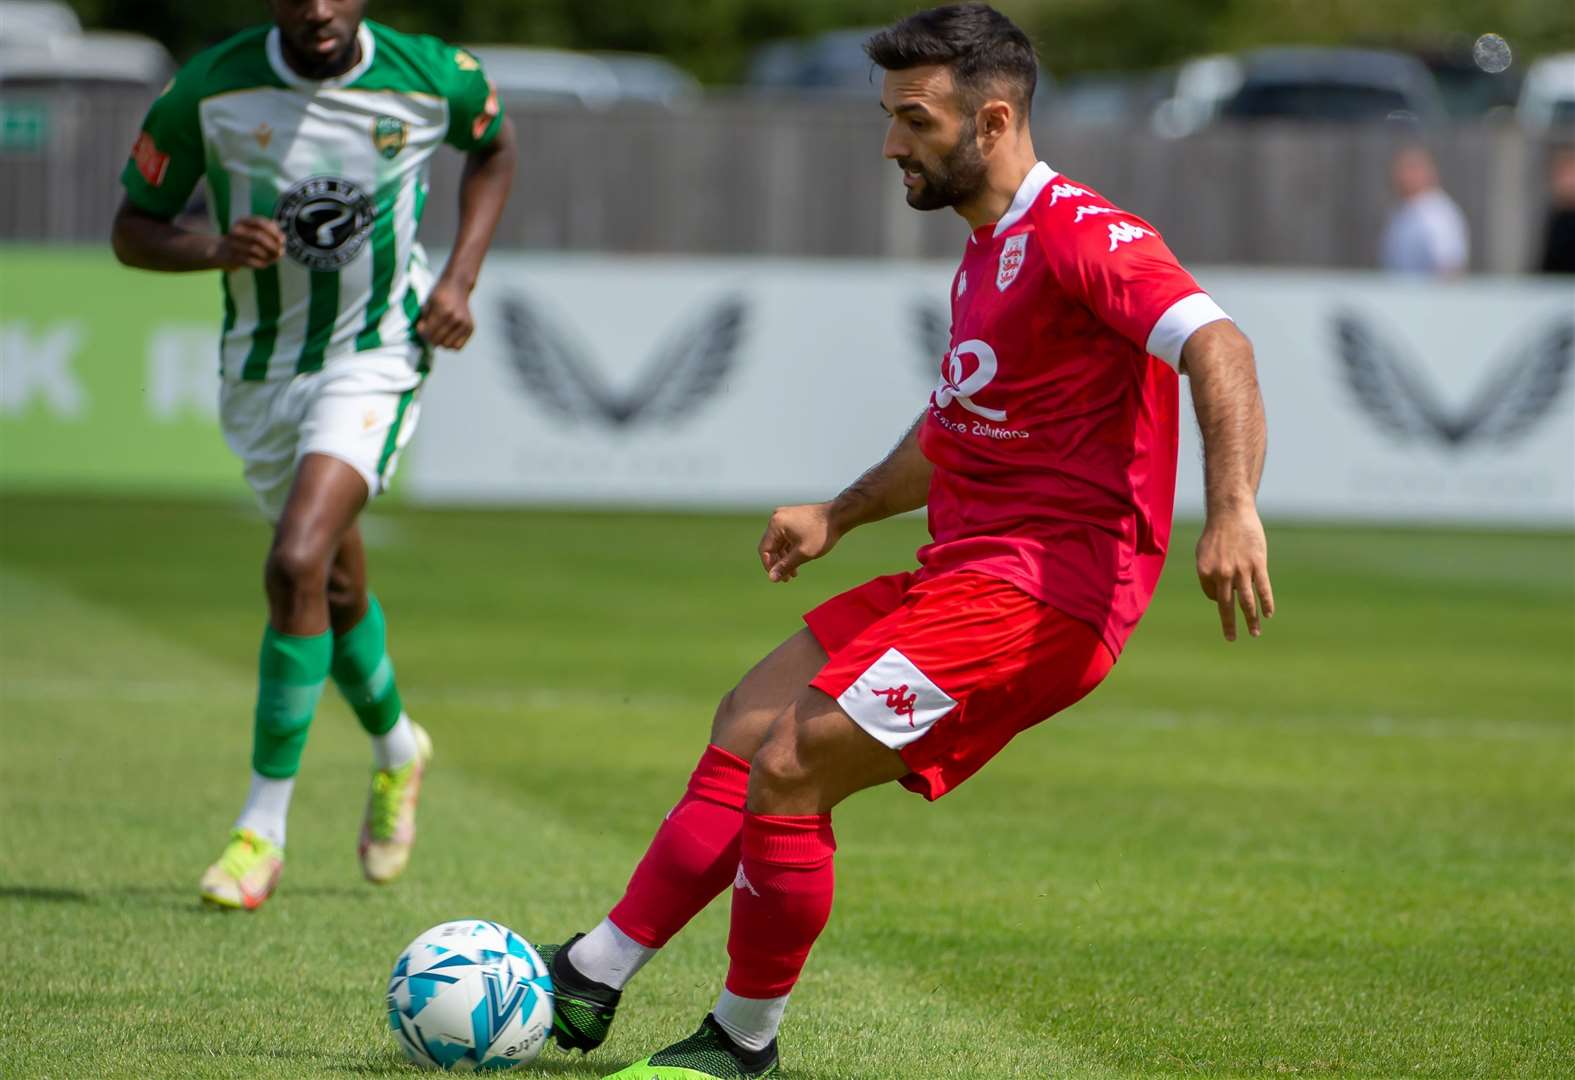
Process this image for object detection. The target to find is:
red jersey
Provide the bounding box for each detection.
[915,162,1229,656]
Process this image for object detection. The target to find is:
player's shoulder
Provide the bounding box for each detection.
[362,20,484,97]
[166,25,278,103]
[1029,172,1165,256]
[1031,173,1142,225]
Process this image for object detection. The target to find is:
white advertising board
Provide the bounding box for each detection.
[404,257,1574,525]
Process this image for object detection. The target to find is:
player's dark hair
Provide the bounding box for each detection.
[864,3,1038,118]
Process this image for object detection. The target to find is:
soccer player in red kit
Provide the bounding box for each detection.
[543,6,1274,1077]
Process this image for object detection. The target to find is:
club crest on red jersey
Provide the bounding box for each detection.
[997,233,1028,292]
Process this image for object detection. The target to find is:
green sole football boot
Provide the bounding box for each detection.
[601,1015,778,1079]
[537,934,622,1053]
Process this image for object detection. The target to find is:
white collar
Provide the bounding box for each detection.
[267,21,375,90]
[991,160,1058,238]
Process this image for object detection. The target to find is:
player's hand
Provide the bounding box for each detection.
[417,277,475,350]
[759,502,841,583]
[1196,503,1274,642]
[215,216,285,270]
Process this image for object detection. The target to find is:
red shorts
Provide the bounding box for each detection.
[804,570,1115,801]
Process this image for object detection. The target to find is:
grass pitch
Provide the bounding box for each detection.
[1,494,1571,1079]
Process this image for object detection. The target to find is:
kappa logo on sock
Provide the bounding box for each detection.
[733,863,760,897]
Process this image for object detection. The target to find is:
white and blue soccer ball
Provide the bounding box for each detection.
[387,919,554,1071]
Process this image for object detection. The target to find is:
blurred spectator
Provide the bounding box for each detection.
[1379,145,1469,275]
[1537,146,1575,274]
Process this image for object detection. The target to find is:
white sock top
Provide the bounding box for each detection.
[234,771,294,848]
[566,917,659,991]
[712,988,789,1053]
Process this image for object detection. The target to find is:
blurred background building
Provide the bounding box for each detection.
[1,0,1572,523]
[2,0,1573,269]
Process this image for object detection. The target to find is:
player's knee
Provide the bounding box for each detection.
[749,715,815,803]
[264,539,328,599]
[325,565,365,618]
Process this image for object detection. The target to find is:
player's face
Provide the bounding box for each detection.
[880,65,988,212]
[269,0,368,78]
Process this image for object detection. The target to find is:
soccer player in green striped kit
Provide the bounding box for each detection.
[111,0,516,910]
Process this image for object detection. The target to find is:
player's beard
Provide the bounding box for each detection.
[901,117,988,212]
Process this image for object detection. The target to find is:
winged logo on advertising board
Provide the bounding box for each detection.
[913,300,950,378]
[1334,312,1573,448]
[500,293,746,429]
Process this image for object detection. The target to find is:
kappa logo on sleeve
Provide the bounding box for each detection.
[131,132,170,187]
[1107,221,1153,251]
[1047,182,1092,207]
[838,648,957,750]
[1073,205,1120,224]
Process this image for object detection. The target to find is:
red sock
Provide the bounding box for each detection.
[608,744,750,949]
[724,812,837,1000]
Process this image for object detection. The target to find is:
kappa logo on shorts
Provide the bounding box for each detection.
[871,684,919,725]
[839,648,957,751]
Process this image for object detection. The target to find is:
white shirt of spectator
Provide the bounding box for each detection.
[1380,190,1470,275]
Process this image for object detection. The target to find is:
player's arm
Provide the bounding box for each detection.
[1181,321,1273,642]
[758,416,931,583]
[111,199,283,273]
[111,59,286,275]
[1029,194,1273,642]
[419,53,519,351]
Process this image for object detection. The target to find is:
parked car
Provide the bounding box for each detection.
[0,30,171,89]
[593,51,702,108]
[0,0,170,89]
[746,27,1054,108]
[1518,52,1575,132]
[1149,54,1245,137]
[464,45,699,109]
[1153,47,1447,135]
[1218,47,1447,125]
[0,0,80,44]
[1414,44,1520,121]
[1052,70,1169,128]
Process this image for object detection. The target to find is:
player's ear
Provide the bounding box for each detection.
[977,99,1014,145]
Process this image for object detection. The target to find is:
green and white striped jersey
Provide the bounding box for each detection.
[121,20,504,381]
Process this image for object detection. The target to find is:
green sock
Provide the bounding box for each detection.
[252,626,332,779]
[331,594,404,737]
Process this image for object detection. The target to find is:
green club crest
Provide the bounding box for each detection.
[372,115,408,160]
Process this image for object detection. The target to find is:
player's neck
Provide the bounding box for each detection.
[955,146,1040,233]
[277,29,364,81]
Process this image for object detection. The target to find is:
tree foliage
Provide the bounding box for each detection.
[67,0,1575,80]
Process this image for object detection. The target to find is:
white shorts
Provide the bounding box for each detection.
[219,347,424,520]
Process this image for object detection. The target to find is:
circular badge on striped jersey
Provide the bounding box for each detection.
[275,175,375,271]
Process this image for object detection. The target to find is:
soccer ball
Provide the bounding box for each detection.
[386,919,554,1071]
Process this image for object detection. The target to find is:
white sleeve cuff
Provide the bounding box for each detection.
[1145,293,1231,369]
